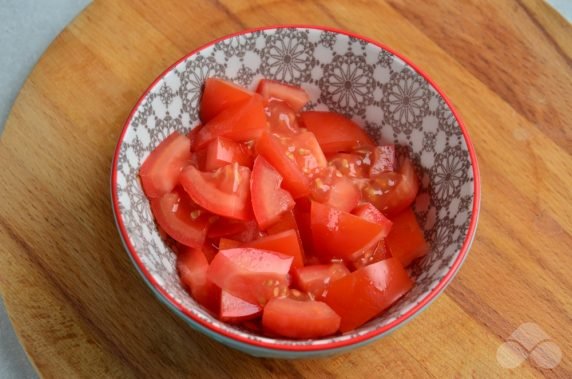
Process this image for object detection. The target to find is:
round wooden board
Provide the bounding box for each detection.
[0,1,571,377]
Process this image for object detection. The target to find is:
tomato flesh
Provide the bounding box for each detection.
[293,263,350,300]
[311,167,361,212]
[352,203,393,232]
[219,290,262,323]
[177,247,220,312]
[180,163,252,220]
[218,238,242,250]
[300,111,375,153]
[386,208,428,267]
[351,239,391,269]
[265,100,300,135]
[140,132,191,198]
[150,189,209,248]
[325,258,413,332]
[257,79,310,112]
[250,156,295,230]
[244,229,304,270]
[327,153,370,178]
[200,77,254,123]
[205,137,253,171]
[262,298,341,339]
[207,248,293,305]
[369,145,396,177]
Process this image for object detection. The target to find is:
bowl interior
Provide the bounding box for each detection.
[113,27,476,350]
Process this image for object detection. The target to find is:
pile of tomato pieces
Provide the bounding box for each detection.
[139,78,429,338]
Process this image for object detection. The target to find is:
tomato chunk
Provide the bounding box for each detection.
[140,131,191,198]
[256,79,310,112]
[266,210,298,234]
[325,258,413,332]
[311,167,361,212]
[265,100,300,135]
[150,189,208,248]
[177,247,220,312]
[386,208,428,267]
[311,201,388,263]
[362,158,419,216]
[250,156,295,230]
[351,240,391,269]
[194,95,267,150]
[180,163,252,220]
[218,238,242,250]
[293,263,350,300]
[369,145,396,177]
[327,153,370,178]
[207,248,293,305]
[219,291,262,323]
[262,298,341,339]
[244,229,304,269]
[200,77,255,123]
[300,111,375,153]
[352,203,393,232]
[205,137,253,171]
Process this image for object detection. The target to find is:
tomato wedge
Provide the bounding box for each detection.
[200,77,255,123]
[180,163,252,220]
[352,203,393,233]
[362,158,419,216]
[194,95,267,150]
[150,189,209,248]
[300,111,375,153]
[327,153,370,178]
[386,208,428,267]
[325,258,413,332]
[311,201,388,263]
[256,79,310,112]
[250,156,295,230]
[219,290,262,323]
[244,229,304,270]
[140,131,191,198]
[351,240,391,269]
[177,247,220,312]
[207,248,293,305]
[369,145,396,177]
[266,210,298,235]
[262,298,341,339]
[311,167,361,212]
[293,263,350,300]
[205,137,253,171]
[218,238,242,250]
[265,100,300,135]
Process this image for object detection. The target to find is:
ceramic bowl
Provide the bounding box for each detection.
[111,26,480,358]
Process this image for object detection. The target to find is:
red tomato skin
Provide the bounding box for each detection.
[205,137,253,171]
[325,258,413,332]
[140,131,191,198]
[293,263,350,300]
[250,156,295,230]
[244,229,304,270]
[195,95,267,150]
[351,239,392,270]
[200,77,254,122]
[386,208,428,267]
[207,248,293,305]
[177,247,220,312]
[256,79,310,112]
[262,298,341,339]
[150,190,208,249]
[369,145,396,177]
[300,111,375,153]
[219,290,262,323]
[352,203,393,232]
[179,164,252,221]
[310,201,388,263]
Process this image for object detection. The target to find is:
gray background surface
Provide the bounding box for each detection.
[0,1,569,377]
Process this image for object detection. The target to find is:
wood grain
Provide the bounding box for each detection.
[0,0,570,377]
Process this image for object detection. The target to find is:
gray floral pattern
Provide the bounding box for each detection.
[113,27,478,352]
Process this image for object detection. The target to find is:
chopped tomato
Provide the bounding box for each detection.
[386,208,428,267]
[188,124,203,150]
[262,298,341,339]
[219,290,262,323]
[244,229,304,270]
[352,203,393,233]
[266,210,298,235]
[293,204,313,255]
[257,79,310,112]
[293,263,350,300]
[218,238,242,250]
[369,145,396,177]
[207,218,248,239]
[327,153,370,178]
[265,100,300,135]
[311,201,389,263]
[190,148,207,171]
[200,77,254,123]
[140,131,191,198]
[310,167,361,212]
[250,156,295,230]
[351,240,391,269]
[150,189,209,248]
[180,163,252,220]
[194,95,267,150]
[300,111,375,153]
[325,258,413,332]
[207,248,293,305]
[177,247,220,312]
[286,288,312,301]
[362,158,419,216]
[205,137,253,171]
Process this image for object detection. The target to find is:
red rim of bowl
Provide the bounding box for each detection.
[111,24,481,352]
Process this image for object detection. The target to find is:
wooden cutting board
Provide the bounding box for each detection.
[1,0,570,377]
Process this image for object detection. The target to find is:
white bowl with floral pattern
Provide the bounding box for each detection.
[111,26,481,358]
